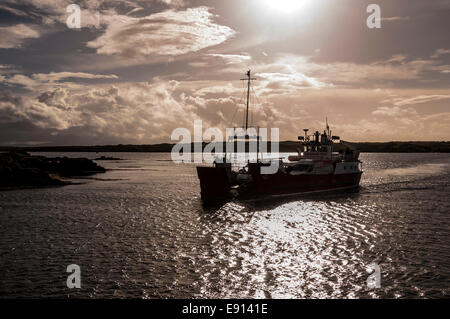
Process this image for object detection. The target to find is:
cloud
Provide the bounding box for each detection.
[206,53,439,95]
[0,24,40,49]
[4,75,38,88]
[1,77,450,145]
[3,72,119,90]
[87,7,235,58]
[0,64,16,72]
[257,71,328,92]
[0,91,72,129]
[0,4,34,17]
[156,0,185,6]
[32,72,118,82]
[0,80,202,144]
[260,54,450,88]
[0,75,311,145]
[193,83,241,97]
[0,0,187,31]
[189,53,442,89]
[391,95,450,106]
[431,48,450,59]
[207,54,252,65]
[381,16,410,22]
[372,106,418,117]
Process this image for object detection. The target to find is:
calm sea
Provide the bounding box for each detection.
[0,152,449,298]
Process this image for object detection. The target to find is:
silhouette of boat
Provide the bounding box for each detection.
[196,70,363,202]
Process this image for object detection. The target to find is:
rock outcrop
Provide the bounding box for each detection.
[0,151,106,189]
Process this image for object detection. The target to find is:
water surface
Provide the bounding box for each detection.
[0,152,449,298]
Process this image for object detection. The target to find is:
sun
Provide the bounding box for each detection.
[263,0,307,13]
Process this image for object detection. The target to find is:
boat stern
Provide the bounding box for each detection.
[196,166,233,202]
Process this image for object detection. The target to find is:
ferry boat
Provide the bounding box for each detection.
[196,70,363,202]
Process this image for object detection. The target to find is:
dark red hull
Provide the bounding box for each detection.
[249,171,362,197]
[196,166,233,202]
[197,164,362,202]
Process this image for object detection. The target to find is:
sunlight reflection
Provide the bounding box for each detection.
[196,199,379,298]
[262,0,309,14]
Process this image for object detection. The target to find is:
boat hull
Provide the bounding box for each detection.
[249,170,362,197]
[196,166,232,202]
[197,164,362,202]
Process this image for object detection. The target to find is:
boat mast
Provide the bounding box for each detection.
[245,71,251,130]
[239,70,258,162]
[241,70,256,130]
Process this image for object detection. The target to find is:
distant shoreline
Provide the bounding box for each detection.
[1,141,449,153]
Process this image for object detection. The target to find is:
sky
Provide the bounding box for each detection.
[0,0,449,145]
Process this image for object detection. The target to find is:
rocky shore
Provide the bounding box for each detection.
[0,151,106,190]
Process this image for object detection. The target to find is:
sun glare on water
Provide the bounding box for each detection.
[263,0,308,13]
